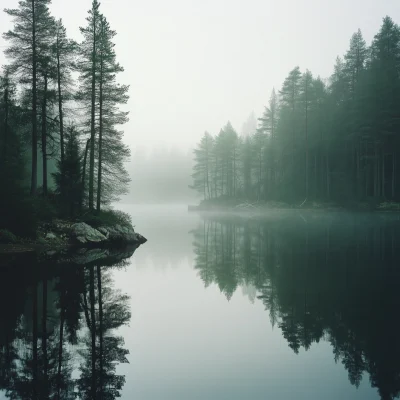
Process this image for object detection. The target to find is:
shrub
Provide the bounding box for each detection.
[80,209,133,228]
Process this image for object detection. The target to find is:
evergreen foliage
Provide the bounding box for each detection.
[191,17,400,206]
[0,0,131,235]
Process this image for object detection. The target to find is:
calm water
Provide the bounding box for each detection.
[1,205,400,400]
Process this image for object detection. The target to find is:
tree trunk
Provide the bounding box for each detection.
[41,74,48,196]
[305,76,309,201]
[96,40,104,212]
[31,0,38,195]
[81,138,91,210]
[89,12,97,210]
[56,39,65,191]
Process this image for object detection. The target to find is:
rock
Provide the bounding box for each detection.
[46,232,57,240]
[98,224,147,244]
[133,233,147,244]
[98,227,109,238]
[100,224,132,243]
[71,223,107,245]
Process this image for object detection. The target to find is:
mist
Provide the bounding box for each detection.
[2,0,399,155]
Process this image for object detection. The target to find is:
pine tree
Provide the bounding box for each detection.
[258,89,279,197]
[96,15,130,210]
[53,19,77,178]
[191,132,214,200]
[3,0,54,195]
[78,0,101,210]
[53,127,82,216]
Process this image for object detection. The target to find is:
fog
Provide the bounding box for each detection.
[1,0,399,152]
[1,0,400,205]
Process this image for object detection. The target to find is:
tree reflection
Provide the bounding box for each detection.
[192,212,400,399]
[0,253,132,400]
[78,264,130,400]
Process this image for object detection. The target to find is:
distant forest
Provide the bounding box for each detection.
[0,0,130,235]
[127,147,194,204]
[192,17,400,206]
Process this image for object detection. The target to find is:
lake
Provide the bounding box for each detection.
[0,204,400,400]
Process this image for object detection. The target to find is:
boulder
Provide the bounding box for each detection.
[71,223,107,245]
[99,224,146,244]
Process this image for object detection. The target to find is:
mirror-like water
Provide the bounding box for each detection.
[1,205,400,400]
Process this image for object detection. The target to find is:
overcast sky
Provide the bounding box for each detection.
[1,0,400,151]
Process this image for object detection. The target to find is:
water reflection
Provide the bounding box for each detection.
[0,253,131,400]
[192,212,400,400]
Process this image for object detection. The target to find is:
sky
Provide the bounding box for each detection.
[0,0,400,151]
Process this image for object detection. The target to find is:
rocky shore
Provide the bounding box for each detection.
[0,219,147,263]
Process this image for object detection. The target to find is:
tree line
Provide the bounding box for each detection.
[0,0,130,231]
[192,17,400,205]
[192,214,400,399]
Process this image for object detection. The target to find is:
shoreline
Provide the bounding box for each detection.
[188,200,400,213]
[0,218,147,260]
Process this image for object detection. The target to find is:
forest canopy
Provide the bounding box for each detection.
[191,17,400,207]
[0,0,131,235]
